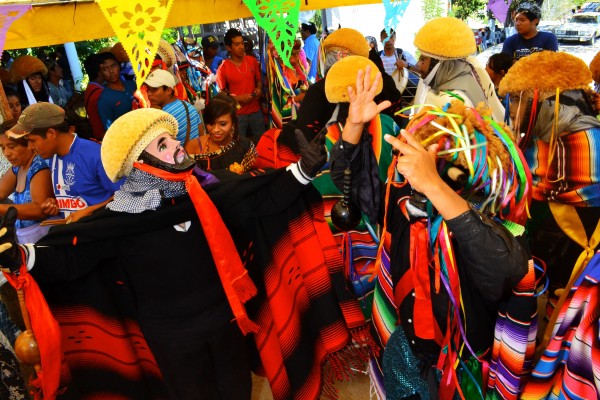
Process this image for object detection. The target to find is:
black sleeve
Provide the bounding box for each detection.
[446,209,529,303]
[330,136,387,225]
[209,169,310,218]
[30,239,118,283]
[278,80,336,152]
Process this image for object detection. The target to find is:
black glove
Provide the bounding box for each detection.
[295,128,327,179]
[0,207,22,272]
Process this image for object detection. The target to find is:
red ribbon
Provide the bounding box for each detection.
[133,162,259,334]
[3,256,62,400]
[409,220,436,340]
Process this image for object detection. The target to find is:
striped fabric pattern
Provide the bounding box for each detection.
[525,128,600,207]
[368,233,399,400]
[487,259,538,399]
[252,192,372,400]
[162,99,201,144]
[521,251,600,399]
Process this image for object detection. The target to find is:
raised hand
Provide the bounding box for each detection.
[295,128,327,179]
[0,207,22,272]
[346,65,391,126]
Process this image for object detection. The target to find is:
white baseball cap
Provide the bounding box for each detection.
[144,69,176,88]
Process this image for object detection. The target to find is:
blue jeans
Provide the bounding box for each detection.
[238,111,266,140]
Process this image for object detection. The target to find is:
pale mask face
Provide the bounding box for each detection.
[144,132,187,165]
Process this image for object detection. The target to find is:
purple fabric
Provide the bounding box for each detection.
[194,166,220,187]
[488,0,512,24]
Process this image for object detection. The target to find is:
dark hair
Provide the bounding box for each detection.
[515,2,542,24]
[4,87,18,100]
[0,119,17,134]
[487,53,513,74]
[203,92,239,137]
[97,52,118,65]
[28,121,70,138]
[84,54,101,80]
[301,23,317,35]
[0,119,28,146]
[380,28,396,37]
[224,28,243,47]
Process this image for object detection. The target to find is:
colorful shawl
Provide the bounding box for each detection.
[521,251,600,399]
[525,127,600,207]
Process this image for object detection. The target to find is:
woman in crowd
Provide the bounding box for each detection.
[10,55,53,107]
[187,92,257,174]
[4,88,22,120]
[0,119,54,244]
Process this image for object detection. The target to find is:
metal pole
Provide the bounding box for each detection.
[64,42,83,92]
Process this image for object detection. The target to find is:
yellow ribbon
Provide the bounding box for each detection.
[539,202,600,352]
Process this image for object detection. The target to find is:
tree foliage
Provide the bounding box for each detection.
[451,0,486,20]
[423,0,445,21]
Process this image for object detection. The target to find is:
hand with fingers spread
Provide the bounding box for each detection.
[347,66,391,126]
[295,128,327,179]
[0,207,23,272]
[385,130,470,220]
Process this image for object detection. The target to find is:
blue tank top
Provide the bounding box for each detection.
[12,155,49,229]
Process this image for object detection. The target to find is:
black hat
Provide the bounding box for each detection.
[201,35,220,48]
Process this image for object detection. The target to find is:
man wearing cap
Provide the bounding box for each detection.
[201,34,224,74]
[301,22,320,82]
[9,102,122,223]
[502,2,558,61]
[144,69,204,146]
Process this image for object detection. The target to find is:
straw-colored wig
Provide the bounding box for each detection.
[325,56,382,103]
[589,51,600,84]
[156,39,176,68]
[10,55,47,82]
[414,17,476,60]
[322,28,370,58]
[111,43,129,63]
[499,51,591,97]
[101,108,178,182]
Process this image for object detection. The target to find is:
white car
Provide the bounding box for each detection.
[555,12,600,44]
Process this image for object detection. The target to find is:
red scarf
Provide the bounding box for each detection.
[133,162,259,334]
[3,251,62,400]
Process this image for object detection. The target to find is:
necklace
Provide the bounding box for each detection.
[204,135,234,154]
[231,58,248,75]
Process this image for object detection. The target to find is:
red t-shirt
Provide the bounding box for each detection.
[216,56,261,115]
[84,82,105,140]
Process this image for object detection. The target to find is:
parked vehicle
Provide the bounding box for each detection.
[580,2,600,13]
[555,12,600,44]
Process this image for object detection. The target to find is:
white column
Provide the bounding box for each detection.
[64,42,83,92]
